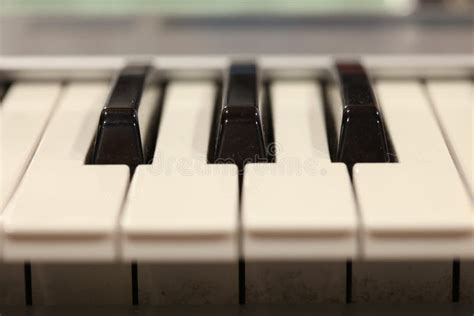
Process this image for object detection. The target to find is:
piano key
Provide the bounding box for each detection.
[352,81,473,303]
[3,82,130,260]
[90,65,161,171]
[362,82,472,258]
[425,81,474,303]
[0,103,24,306]
[426,80,473,196]
[374,81,456,165]
[26,83,108,166]
[209,63,270,169]
[0,110,21,307]
[2,82,132,305]
[0,81,11,102]
[0,83,61,306]
[354,164,472,257]
[121,81,238,304]
[355,81,473,258]
[330,62,391,167]
[1,83,62,211]
[0,99,24,307]
[243,81,357,303]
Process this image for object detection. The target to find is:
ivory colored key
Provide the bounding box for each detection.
[352,81,472,303]
[0,83,61,306]
[426,81,474,302]
[0,97,26,306]
[1,83,61,211]
[2,83,132,305]
[374,81,456,165]
[354,164,471,258]
[121,82,239,304]
[426,80,473,196]
[354,81,472,259]
[243,81,357,303]
[3,83,130,261]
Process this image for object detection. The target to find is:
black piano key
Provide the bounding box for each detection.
[332,62,391,167]
[0,81,11,103]
[89,65,161,171]
[209,63,271,170]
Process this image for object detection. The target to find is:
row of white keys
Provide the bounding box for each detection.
[121,82,239,304]
[0,82,61,306]
[242,81,357,303]
[1,82,134,305]
[351,80,473,303]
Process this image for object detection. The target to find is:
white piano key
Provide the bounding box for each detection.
[243,81,356,303]
[14,166,131,305]
[352,80,472,303]
[123,166,238,261]
[121,81,238,261]
[354,164,472,259]
[426,80,473,196]
[2,82,132,305]
[375,81,456,165]
[1,82,61,211]
[29,83,109,166]
[0,83,61,306]
[121,81,238,304]
[243,164,355,260]
[354,81,473,259]
[4,165,129,261]
[3,83,130,262]
[243,81,356,260]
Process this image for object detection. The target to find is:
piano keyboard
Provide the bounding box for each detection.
[0,56,472,307]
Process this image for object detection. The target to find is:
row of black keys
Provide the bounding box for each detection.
[2,62,392,172]
[92,62,392,171]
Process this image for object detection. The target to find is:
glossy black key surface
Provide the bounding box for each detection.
[333,62,390,167]
[209,63,271,170]
[90,65,159,170]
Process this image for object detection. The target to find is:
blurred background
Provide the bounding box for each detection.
[0,0,472,55]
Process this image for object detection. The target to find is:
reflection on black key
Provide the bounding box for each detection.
[209,63,271,170]
[332,62,390,168]
[90,65,161,171]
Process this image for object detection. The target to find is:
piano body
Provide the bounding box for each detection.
[0,1,473,315]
